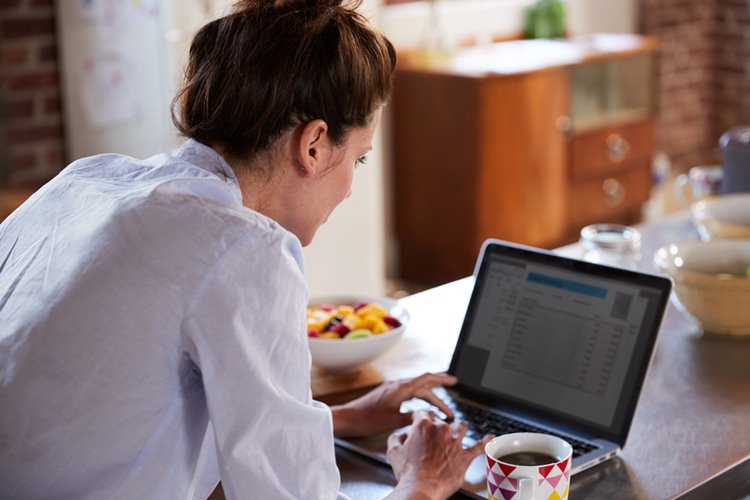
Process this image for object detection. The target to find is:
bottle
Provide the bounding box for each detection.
[415,0,454,65]
[579,224,641,270]
[643,151,673,221]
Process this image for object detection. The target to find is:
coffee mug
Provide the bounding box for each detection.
[485,432,572,500]
[673,165,723,207]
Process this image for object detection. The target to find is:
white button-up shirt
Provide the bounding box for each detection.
[0,140,342,499]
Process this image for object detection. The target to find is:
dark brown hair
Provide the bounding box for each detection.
[172,0,396,163]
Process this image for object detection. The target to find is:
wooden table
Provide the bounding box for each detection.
[319,214,750,499]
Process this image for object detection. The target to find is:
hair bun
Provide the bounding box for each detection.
[176,0,393,162]
[278,0,343,6]
[233,0,348,11]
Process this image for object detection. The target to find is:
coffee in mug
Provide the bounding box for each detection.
[485,432,572,500]
[496,451,560,466]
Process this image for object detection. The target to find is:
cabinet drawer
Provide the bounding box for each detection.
[568,164,651,229]
[570,120,656,178]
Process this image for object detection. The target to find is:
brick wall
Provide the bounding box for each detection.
[713,0,750,141]
[640,0,750,174]
[0,0,65,187]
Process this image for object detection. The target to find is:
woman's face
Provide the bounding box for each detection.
[294,110,381,246]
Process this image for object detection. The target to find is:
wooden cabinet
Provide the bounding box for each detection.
[566,121,655,235]
[391,35,659,286]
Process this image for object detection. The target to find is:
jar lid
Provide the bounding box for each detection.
[580,223,641,252]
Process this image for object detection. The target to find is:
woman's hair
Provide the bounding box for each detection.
[172,0,396,163]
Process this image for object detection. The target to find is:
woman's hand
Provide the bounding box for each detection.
[331,372,457,438]
[385,410,493,500]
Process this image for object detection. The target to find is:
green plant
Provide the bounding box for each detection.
[524,0,566,39]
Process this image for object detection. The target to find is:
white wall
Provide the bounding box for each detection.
[567,0,638,36]
[302,0,389,299]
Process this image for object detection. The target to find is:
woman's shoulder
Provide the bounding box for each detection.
[53,149,301,271]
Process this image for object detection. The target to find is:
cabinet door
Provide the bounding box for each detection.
[392,71,482,285]
[476,69,569,248]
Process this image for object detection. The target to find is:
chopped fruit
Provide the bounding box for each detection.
[344,329,372,340]
[355,303,388,319]
[306,300,403,340]
[383,316,402,328]
[323,315,344,331]
[328,323,351,336]
[371,320,388,334]
[319,331,341,340]
[338,305,355,316]
[342,315,361,330]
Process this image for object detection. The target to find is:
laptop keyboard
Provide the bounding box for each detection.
[440,398,598,459]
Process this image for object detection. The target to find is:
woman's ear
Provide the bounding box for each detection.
[297,119,330,176]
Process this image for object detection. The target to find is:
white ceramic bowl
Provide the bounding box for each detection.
[307,296,409,372]
[691,193,750,241]
[654,240,750,335]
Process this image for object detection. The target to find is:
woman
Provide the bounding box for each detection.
[0,1,489,498]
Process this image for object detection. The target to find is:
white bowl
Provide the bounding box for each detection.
[654,240,750,335]
[691,193,750,241]
[307,296,409,373]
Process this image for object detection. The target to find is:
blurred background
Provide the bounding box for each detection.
[0,0,747,298]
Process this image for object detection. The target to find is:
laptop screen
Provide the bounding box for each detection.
[449,240,671,444]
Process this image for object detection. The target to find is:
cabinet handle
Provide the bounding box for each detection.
[556,115,572,135]
[606,134,630,162]
[602,178,625,206]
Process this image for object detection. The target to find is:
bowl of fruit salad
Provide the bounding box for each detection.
[307,296,409,372]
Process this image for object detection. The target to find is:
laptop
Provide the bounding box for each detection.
[335,239,672,497]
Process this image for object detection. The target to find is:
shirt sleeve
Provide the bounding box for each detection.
[182,227,341,500]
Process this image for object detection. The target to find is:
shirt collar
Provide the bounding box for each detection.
[173,139,243,205]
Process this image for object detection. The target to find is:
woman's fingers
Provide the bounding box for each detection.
[412,388,453,419]
[402,373,457,419]
[410,408,438,425]
[388,430,408,448]
[404,372,457,393]
[450,419,468,440]
[464,434,494,462]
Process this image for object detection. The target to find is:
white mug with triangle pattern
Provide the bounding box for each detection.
[485,432,572,500]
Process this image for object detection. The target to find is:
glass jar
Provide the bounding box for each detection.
[579,223,641,269]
